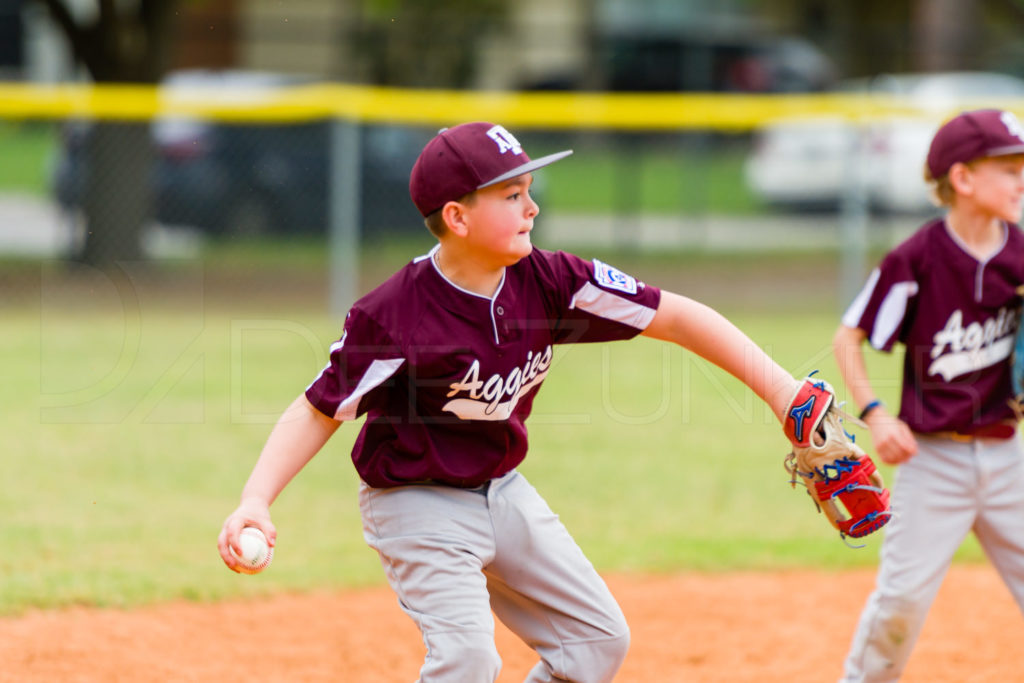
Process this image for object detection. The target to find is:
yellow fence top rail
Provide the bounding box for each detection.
[2,82,1024,130]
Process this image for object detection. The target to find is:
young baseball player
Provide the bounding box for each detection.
[834,109,1024,681]
[218,121,805,682]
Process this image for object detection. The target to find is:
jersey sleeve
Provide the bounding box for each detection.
[304,307,406,421]
[537,250,662,344]
[841,249,920,352]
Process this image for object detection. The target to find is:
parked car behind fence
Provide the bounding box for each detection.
[744,71,1024,214]
[52,70,432,238]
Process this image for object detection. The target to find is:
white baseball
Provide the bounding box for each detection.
[233,527,273,575]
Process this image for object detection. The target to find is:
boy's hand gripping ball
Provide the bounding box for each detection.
[783,375,892,546]
[232,527,274,574]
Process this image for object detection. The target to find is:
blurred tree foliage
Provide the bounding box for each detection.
[765,0,1022,76]
[342,0,510,87]
[36,0,176,82]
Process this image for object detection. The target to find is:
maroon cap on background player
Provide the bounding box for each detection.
[926,109,1024,179]
[409,122,573,216]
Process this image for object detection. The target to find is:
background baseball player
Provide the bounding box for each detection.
[833,109,1024,681]
[218,121,819,682]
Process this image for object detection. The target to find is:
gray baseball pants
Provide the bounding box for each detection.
[360,470,630,682]
[841,433,1024,682]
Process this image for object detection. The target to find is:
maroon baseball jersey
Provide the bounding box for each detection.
[305,246,662,488]
[842,218,1024,433]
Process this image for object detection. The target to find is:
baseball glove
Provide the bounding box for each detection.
[783,374,892,546]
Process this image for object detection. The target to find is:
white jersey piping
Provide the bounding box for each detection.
[943,220,1009,302]
[427,244,506,344]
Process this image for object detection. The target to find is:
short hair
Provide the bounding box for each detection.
[424,211,447,238]
[422,191,476,238]
[924,153,1024,208]
[923,161,956,208]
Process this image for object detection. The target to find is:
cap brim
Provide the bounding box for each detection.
[478,150,573,189]
[985,144,1024,159]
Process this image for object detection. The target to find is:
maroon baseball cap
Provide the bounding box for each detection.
[926,109,1024,178]
[409,122,573,216]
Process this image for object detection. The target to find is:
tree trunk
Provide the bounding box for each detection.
[912,0,981,71]
[35,0,178,266]
[80,122,154,265]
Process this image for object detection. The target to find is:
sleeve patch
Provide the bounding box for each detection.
[592,259,638,295]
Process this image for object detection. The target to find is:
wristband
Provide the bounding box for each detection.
[859,399,884,421]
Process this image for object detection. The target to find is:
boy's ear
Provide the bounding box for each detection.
[441,200,470,237]
[948,162,974,195]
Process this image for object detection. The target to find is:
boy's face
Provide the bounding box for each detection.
[965,155,1024,223]
[459,172,539,266]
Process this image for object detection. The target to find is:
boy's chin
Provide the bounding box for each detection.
[508,240,533,262]
[1001,208,1024,224]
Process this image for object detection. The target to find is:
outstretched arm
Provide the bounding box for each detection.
[832,324,917,464]
[218,394,342,572]
[641,291,800,423]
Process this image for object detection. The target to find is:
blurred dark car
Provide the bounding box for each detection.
[600,34,837,93]
[52,70,430,236]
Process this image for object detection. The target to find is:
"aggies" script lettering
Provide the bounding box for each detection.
[928,307,1018,381]
[443,345,553,420]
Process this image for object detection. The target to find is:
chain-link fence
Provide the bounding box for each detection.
[4,82,1024,317]
[48,119,433,253]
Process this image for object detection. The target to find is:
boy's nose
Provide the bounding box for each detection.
[526,194,539,216]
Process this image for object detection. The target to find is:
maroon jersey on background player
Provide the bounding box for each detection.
[835,109,1024,682]
[842,218,1024,435]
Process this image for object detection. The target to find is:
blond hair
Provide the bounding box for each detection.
[924,153,1024,208]
[923,161,956,208]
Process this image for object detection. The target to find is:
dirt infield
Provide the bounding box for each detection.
[2,565,1020,682]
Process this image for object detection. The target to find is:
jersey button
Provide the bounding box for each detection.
[496,306,505,315]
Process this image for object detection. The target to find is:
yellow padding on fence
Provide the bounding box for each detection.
[2,82,1023,130]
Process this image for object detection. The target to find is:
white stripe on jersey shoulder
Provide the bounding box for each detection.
[306,332,349,393]
[335,358,405,422]
[569,281,656,329]
[870,281,919,350]
[329,333,347,354]
[841,268,881,329]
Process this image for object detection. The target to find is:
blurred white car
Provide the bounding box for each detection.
[744,72,1024,213]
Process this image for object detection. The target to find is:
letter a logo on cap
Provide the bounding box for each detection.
[487,125,523,155]
[1001,111,1024,143]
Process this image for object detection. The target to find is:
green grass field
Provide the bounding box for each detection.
[538,139,761,214]
[0,243,987,616]
[0,122,58,197]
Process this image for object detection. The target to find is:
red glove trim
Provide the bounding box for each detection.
[784,378,833,448]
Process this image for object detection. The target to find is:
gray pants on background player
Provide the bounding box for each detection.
[841,434,1024,682]
[360,470,630,682]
